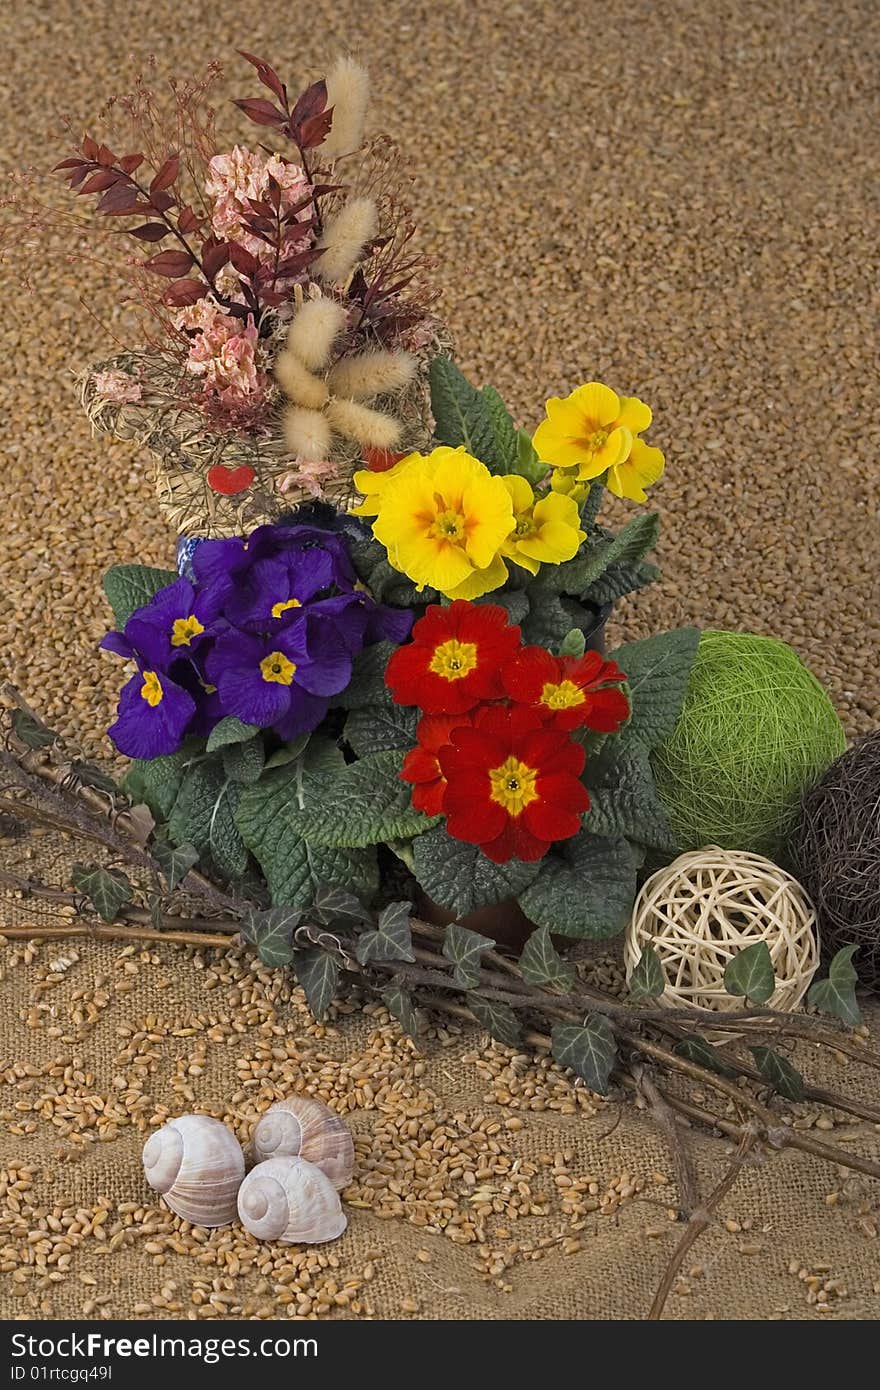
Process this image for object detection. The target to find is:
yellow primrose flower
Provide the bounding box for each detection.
[350,455,418,517]
[500,475,586,577]
[606,437,665,503]
[369,446,515,599]
[532,382,652,481]
[549,467,590,506]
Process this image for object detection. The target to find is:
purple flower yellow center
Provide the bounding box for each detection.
[271,597,302,620]
[260,651,296,685]
[140,671,164,707]
[488,756,539,817]
[541,679,586,711]
[428,637,478,682]
[171,615,205,647]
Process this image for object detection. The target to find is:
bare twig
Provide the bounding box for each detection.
[633,1065,701,1219]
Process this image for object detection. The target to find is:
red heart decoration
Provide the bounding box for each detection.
[207,463,256,496]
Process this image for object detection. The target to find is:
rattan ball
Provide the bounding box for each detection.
[624,846,820,1013]
[787,730,880,992]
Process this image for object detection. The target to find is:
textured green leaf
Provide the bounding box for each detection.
[355,900,415,965]
[222,736,265,785]
[442,922,495,988]
[168,760,247,880]
[723,941,775,1004]
[11,708,57,749]
[537,512,659,597]
[518,832,639,939]
[481,384,520,473]
[429,356,497,466]
[412,825,541,916]
[344,703,418,757]
[243,905,301,966]
[674,1036,737,1076]
[518,925,576,993]
[520,591,579,647]
[103,564,178,627]
[579,482,605,528]
[476,588,530,625]
[582,746,677,852]
[312,883,371,927]
[551,1016,617,1094]
[123,747,194,822]
[287,750,438,847]
[559,628,587,658]
[751,1046,805,1101]
[611,627,700,751]
[382,980,420,1038]
[629,945,666,1000]
[293,948,340,1021]
[72,864,133,923]
[512,427,548,486]
[583,559,659,607]
[264,734,311,769]
[334,642,396,709]
[808,944,861,1026]
[151,836,199,892]
[205,717,258,752]
[466,993,521,1048]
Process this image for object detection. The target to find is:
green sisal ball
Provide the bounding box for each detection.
[651,631,847,860]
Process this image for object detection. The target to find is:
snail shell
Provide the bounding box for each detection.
[142,1115,244,1228]
[251,1097,354,1190]
[237,1157,347,1244]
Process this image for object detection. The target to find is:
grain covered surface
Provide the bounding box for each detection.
[1,0,879,1323]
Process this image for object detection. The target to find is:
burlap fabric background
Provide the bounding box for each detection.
[2,828,878,1321]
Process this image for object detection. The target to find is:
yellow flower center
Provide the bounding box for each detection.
[202,682,218,695]
[488,756,539,817]
[579,427,609,453]
[429,506,466,542]
[541,679,586,711]
[428,638,478,682]
[171,615,205,647]
[514,514,535,538]
[260,651,297,685]
[270,597,302,620]
[140,671,163,707]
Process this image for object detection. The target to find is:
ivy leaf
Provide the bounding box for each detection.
[206,717,258,752]
[286,750,439,847]
[168,760,248,881]
[344,703,418,757]
[518,925,576,993]
[466,993,521,1048]
[151,836,199,892]
[312,882,371,927]
[413,824,541,916]
[551,1016,617,1095]
[751,1046,805,1101]
[428,356,497,466]
[355,901,416,965]
[629,945,666,1000]
[243,905,301,966]
[559,628,586,658]
[382,979,420,1038]
[102,564,178,627]
[723,941,775,1004]
[221,737,265,786]
[72,864,134,923]
[333,642,396,709]
[518,832,639,939]
[293,947,340,1021]
[11,708,57,749]
[674,1036,737,1077]
[807,944,861,1027]
[442,922,495,989]
[610,627,701,752]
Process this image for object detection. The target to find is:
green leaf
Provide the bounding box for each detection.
[518,832,639,939]
[243,905,301,967]
[429,356,498,467]
[206,717,258,752]
[167,760,248,881]
[807,944,861,1026]
[582,746,677,852]
[536,512,660,597]
[382,979,420,1038]
[476,588,530,625]
[103,563,178,627]
[674,1036,737,1076]
[412,825,541,916]
[751,1046,805,1101]
[559,628,586,658]
[518,925,576,993]
[551,1016,617,1094]
[222,737,265,786]
[629,945,666,1000]
[312,883,371,927]
[481,384,520,473]
[583,560,659,607]
[512,428,548,486]
[11,708,57,749]
[344,704,418,758]
[466,993,521,1048]
[293,948,340,1021]
[723,941,775,1004]
[520,591,579,647]
[611,626,701,751]
[580,482,605,528]
[355,900,415,965]
[123,746,194,822]
[442,922,495,989]
[72,864,134,923]
[151,837,199,892]
[286,750,438,847]
[264,734,311,769]
[334,642,396,710]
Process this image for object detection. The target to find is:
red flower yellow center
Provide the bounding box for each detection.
[271,597,302,619]
[171,615,205,647]
[541,679,586,711]
[428,637,478,682]
[488,756,539,817]
[260,651,296,685]
[140,671,164,707]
